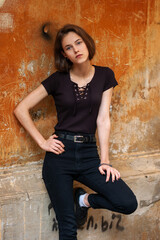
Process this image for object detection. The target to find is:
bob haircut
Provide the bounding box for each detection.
[54,24,96,72]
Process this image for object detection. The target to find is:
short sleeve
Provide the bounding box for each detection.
[41,71,58,95]
[103,68,118,91]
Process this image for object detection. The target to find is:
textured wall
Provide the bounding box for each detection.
[0,163,160,240]
[0,1,160,239]
[0,0,160,166]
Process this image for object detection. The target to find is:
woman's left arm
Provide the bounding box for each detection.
[97,88,120,182]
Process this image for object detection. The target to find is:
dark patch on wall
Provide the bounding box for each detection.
[140,180,160,208]
[29,109,46,121]
[42,22,53,40]
[41,22,59,41]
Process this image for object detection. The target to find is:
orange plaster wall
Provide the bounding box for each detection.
[0,0,160,166]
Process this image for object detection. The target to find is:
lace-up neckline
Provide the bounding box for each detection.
[69,66,96,115]
[74,83,89,101]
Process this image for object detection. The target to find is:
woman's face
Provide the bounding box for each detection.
[61,31,89,65]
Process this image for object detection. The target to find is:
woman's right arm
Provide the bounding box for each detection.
[14,84,65,154]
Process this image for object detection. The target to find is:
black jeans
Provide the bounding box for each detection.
[42,131,138,240]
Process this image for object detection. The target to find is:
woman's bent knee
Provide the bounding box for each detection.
[124,196,138,215]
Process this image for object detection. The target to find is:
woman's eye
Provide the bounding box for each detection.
[66,46,72,50]
[77,41,82,45]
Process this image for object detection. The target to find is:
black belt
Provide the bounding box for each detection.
[56,133,96,143]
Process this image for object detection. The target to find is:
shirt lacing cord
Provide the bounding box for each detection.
[72,83,92,116]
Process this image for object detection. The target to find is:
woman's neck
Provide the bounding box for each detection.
[71,61,93,78]
[70,61,95,87]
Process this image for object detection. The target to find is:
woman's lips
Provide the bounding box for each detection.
[76,54,83,58]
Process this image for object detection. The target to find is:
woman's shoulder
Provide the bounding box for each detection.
[41,70,69,94]
[48,70,69,79]
[94,65,117,90]
[94,65,114,73]
[94,65,115,78]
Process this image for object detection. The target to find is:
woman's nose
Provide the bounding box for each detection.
[73,46,79,53]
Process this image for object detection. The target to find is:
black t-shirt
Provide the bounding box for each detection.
[41,65,118,134]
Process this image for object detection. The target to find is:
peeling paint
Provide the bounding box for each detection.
[0,0,5,8]
[83,17,94,23]
[18,62,26,77]
[40,53,46,68]
[27,60,38,74]
[19,82,26,89]
[1,91,7,97]
[0,13,13,32]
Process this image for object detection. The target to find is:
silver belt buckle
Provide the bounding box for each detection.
[74,135,84,143]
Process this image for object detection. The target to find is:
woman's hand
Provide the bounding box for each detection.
[40,134,65,154]
[98,164,121,182]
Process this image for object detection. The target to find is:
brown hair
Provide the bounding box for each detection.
[54,24,95,72]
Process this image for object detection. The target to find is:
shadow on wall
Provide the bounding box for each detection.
[41,22,58,41]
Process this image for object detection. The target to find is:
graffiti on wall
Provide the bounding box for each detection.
[48,203,124,232]
[50,214,124,232]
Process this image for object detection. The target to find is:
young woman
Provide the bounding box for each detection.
[14,24,138,240]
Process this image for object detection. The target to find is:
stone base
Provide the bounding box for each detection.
[0,152,160,240]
